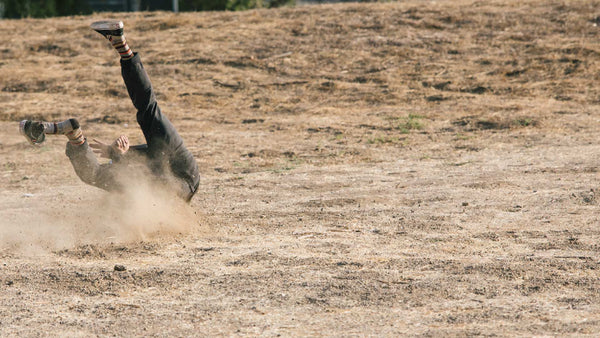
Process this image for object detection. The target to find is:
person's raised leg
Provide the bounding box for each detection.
[91,20,200,201]
[90,20,181,151]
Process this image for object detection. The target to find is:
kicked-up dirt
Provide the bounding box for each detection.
[2,0,600,335]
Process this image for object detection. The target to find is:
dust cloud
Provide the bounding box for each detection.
[0,179,197,255]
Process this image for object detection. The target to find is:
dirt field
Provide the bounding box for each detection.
[2,0,600,335]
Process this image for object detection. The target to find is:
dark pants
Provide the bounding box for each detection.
[66,53,200,202]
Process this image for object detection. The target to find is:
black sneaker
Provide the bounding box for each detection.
[90,20,124,38]
[19,120,46,145]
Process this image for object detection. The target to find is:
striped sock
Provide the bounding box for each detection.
[42,119,76,135]
[109,35,134,60]
[66,128,85,146]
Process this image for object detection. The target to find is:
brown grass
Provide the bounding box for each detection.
[2,0,600,335]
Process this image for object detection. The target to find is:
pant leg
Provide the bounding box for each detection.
[120,53,200,200]
[120,53,180,150]
[65,141,122,192]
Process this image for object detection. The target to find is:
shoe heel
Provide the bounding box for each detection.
[19,120,29,136]
[19,120,46,145]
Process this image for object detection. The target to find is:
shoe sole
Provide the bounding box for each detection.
[90,20,123,31]
[19,120,45,145]
[91,20,124,37]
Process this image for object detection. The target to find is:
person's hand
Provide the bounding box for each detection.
[112,135,130,155]
[90,135,129,159]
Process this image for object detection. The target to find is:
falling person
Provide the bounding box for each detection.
[19,20,200,202]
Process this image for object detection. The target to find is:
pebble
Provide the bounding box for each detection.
[114,265,126,272]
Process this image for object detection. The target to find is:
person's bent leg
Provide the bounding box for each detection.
[62,121,119,191]
[20,118,85,146]
[66,141,122,192]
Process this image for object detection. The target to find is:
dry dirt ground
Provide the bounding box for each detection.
[2,0,600,335]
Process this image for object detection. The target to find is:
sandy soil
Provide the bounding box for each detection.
[2,0,600,335]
